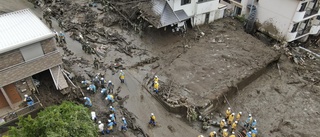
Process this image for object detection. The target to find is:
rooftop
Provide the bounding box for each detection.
[0,9,54,54]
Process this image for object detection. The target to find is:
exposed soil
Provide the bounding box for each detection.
[1,0,320,137]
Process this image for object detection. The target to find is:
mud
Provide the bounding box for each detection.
[2,0,320,137]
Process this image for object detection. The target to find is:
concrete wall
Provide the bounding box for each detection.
[196,0,219,14]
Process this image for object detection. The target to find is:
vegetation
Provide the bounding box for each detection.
[6,101,98,137]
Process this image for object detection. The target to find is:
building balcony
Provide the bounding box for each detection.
[230,0,242,4]
[310,25,320,34]
[304,8,319,18]
[293,11,307,22]
[297,26,312,37]
[286,31,298,42]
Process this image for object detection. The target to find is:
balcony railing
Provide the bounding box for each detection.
[0,94,42,126]
[304,8,319,18]
[297,26,312,37]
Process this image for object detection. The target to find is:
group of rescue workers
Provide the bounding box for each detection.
[199,107,258,137]
[80,68,159,135]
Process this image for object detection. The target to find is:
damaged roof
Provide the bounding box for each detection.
[0,9,54,54]
[140,0,189,28]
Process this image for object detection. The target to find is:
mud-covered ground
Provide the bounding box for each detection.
[1,0,320,137]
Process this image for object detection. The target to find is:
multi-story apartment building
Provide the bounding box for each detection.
[0,9,68,125]
[221,0,320,42]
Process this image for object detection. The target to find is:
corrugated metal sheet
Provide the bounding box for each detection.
[0,9,54,54]
[174,10,189,21]
[160,3,179,27]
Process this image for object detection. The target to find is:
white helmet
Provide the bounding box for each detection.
[254,119,257,122]
[60,31,62,33]
[122,117,125,120]
[232,113,235,115]
[120,70,123,72]
[108,120,111,122]
[108,80,111,83]
[86,87,90,90]
[155,75,158,78]
[199,135,204,137]
[249,114,252,117]
[224,129,227,131]
[101,78,104,80]
[235,121,238,123]
[110,106,113,108]
[239,112,242,115]
[254,128,257,130]
[222,119,225,121]
[249,131,252,134]
[232,132,235,134]
[213,131,216,134]
[151,113,154,116]
[24,94,28,98]
[98,121,101,124]
[109,114,112,117]
[84,97,87,99]
[81,81,85,84]
[228,107,231,110]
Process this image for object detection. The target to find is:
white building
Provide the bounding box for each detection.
[221,0,320,42]
[140,0,227,30]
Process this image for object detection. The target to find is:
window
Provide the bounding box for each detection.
[181,0,191,5]
[198,0,211,3]
[299,2,307,12]
[223,0,231,3]
[291,23,299,33]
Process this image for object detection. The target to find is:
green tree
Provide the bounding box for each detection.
[6,101,98,137]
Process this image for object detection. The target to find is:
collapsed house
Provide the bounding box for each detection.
[139,0,227,31]
[0,9,68,125]
[221,0,320,42]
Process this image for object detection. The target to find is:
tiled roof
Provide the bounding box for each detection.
[0,9,54,54]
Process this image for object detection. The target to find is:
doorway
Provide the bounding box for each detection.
[234,6,242,16]
[205,13,210,24]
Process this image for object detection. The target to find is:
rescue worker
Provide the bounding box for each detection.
[91,111,97,122]
[153,81,159,93]
[107,80,114,93]
[105,94,115,103]
[24,95,35,110]
[92,76,100,86]
[225,107,231,121]
[109,114,117,125]
[231,121,238,132]
[244,114,253,128]
[87,84,96,94]
[121,117,128,131]
[106,120,113,134]
[152,75,159,87]
[101,88,107,97]
[81,80,91,87]
[149,113,156,126]
[236,112,242,121]
[219,119,226,132]
[209,131,216,137]
[251,119,257,129]
[228,113,235,125]
[109,106,116,113]
[59,31,66,44]
[93,58,99,69]
[45,16,52,28]
[251,128,258,137]
[222,129,228,137]
[98,121,104,135]
[229,132,236,137]
[246,131,252,137]
[84,97,92,107]
[100,77,106,88]
[119,70,125,83]
[53,30,59,42]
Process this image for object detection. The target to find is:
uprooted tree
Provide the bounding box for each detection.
[6,101,98,137]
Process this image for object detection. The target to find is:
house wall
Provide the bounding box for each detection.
[40,38,56,54]
[0,50,24,70]
[255,0,299,40]
[196,0,219,15]
[172,0,197,16]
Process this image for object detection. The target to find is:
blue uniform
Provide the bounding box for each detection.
[101,88,107,96]
[84,97,92,107]
[89,84,96,93]
[106,95,115,102]
[110,114,117,125]
[121,119,128,131]
[251,121,257,128]
[110,107,116,112]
